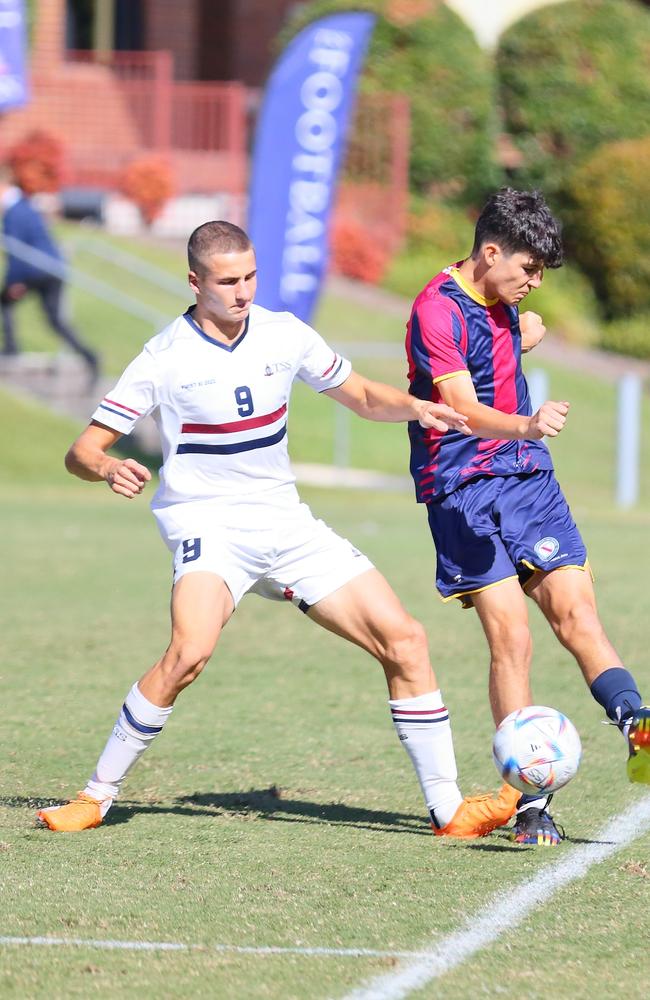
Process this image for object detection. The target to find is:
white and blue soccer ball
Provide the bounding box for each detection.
[492,705,582,795]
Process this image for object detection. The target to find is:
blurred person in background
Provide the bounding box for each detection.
[0,162,99,379]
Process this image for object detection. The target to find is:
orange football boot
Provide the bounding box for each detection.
[37,793,106,832]
[433,783,519,839]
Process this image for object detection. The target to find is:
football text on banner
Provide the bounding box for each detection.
[248,12,375,323]
[0,0,28,111]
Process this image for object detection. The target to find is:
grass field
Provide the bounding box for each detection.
[1,373,650,998]
[2,227,649,997]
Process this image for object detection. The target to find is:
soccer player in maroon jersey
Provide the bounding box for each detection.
[406,188,650,845]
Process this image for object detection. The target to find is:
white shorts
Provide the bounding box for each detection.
[153,497,374,610]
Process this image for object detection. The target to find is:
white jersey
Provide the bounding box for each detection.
[92,304,351,510]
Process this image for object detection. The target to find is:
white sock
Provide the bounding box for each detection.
[84,683,173,814]
[389,689,463,828]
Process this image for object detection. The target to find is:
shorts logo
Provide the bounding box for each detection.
[534,536,559,562]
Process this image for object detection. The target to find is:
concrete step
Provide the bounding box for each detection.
[0,351,160,454]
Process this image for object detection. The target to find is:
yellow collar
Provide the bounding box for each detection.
[448,266,499,307]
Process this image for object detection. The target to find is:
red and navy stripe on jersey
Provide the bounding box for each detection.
[177,403,288,456]
[406,265,553,502]
[97,397,142,423]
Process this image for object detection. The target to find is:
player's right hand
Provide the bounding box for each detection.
[105,457,152,498]
[416,400,470,434]
[528,400,569,439]
[519,310,546,353]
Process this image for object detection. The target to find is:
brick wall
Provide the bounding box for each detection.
[142,0,298,86]
[31,0,65,74]
[27,0,300,88]
[143,0,199,80]
[215,0,298,87]
[2,0,139,161]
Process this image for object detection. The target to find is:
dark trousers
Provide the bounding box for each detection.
[1,277,98,370]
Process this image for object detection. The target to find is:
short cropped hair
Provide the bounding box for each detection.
[471,188,564,269]
[187,221,253,274]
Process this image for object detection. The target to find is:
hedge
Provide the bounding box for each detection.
[600,316,650,360]
[279,0,501,203]
[496,0,650,202]
[565,136,650,319]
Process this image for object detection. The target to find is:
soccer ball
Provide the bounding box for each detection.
[492,705,582,795]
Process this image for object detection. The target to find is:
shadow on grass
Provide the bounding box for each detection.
[8,792,613,845]
[119,787,431,836]
[467,841,523,853]
[467,831,615,851]
[6,789,430,837]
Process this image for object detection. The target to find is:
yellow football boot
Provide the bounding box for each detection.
[627,707,650,785]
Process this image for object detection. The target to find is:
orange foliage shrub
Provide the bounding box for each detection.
[119,155,175,225]
[330,219,390,284]
[7,130,66,193]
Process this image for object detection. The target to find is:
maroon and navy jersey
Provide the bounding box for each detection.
[406,264,554,502]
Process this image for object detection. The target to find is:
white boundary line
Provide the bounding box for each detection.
[340,793,650,1000]
[2,795,649,982]
[0,936,428,960]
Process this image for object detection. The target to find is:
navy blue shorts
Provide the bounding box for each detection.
[426,471,588,607]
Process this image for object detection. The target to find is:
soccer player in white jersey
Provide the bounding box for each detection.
[38,221,519,837]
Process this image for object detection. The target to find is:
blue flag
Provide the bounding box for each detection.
[0,0,28,111]
[248,11,375,323]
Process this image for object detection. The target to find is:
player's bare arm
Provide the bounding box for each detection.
[324,371,469,433]
[436,371,569,440]
[65,422,152,498]
[519,310,546,353]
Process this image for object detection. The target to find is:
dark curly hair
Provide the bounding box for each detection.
[471,188,564,268]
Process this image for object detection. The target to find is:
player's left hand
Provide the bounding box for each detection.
[528,400,569,439]
[519,311,546,353]
[416,401,470,434]
[5,282,27,302]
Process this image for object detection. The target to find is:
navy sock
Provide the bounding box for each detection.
[590,667,642,727]
[516,792,551,813]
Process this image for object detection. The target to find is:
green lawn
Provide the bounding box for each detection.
[2,224,649,997]
[1,385,650,998]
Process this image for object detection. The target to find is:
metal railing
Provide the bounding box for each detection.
[65,50,248,156]
[0,235,642,506]
[1,234,170,328]
[330,351,643,507]
[67,235,189,298]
